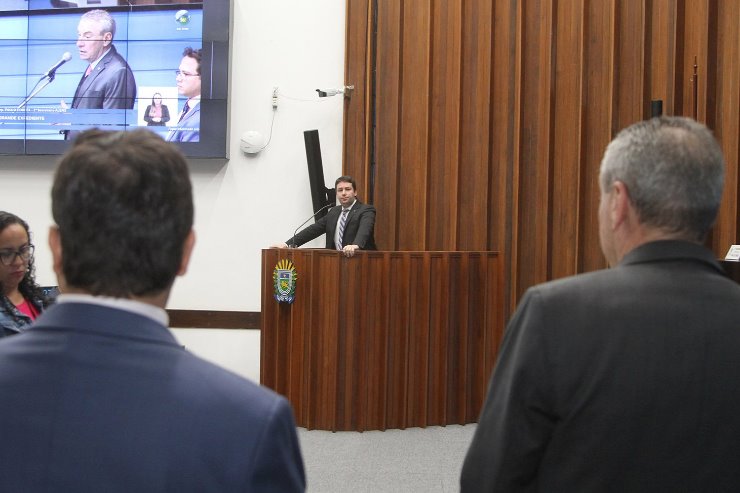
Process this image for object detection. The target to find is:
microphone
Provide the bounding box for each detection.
[43,52,72,78]
[289,203,334,248]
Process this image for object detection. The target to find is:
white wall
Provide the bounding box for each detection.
[0,0,345,310]
[0,0,346,378]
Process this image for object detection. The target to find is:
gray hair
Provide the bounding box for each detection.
[599,116,724,242]
[81,9,116,39]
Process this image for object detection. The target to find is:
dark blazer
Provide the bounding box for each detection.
[287,201,377,250]
[143,104,171,126]
[461,240,740,492]
[0,302,306,492]
[72,45,137,110]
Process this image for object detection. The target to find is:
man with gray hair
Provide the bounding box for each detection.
[70,9,136,110]
[461,117,740,491]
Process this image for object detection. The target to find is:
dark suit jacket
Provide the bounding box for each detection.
[461,240,740,492]
[0,302,305,492]
[143,104,171,126]
[287,201,376,250]
[72,45,136,110]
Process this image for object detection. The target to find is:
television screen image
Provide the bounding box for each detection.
[0,0,228,158]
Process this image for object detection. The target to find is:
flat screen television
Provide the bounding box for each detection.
[0,0,229,158]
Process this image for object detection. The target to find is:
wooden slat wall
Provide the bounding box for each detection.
[344,0,740,317]
[261,249,504,431]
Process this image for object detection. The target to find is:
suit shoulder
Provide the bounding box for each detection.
[177,352,286,416]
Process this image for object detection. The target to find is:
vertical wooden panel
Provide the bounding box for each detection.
[613,0,648,129]
[650,0,678,115]
[712,2,739,254]
[457,0,493,250]
[428,0,462,250]
[362,254,389,430]
[386,253,410,429]
[550,0,585,279]
[308,253,340,430]
[579,1,614,273]
[336,253,363,430]
[681,1,708,119]
[445,254,467,424]
[374,1,402,250]
[406,253,431,427]
[397,0,431,249]
[426,253,448,425]
[343,0,371,195]
[515,0,553,298]
[489,0,520,314]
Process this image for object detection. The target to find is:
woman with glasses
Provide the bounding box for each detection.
[0,212,50,336]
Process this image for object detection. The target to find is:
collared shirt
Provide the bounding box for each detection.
[57,294,169,327]
[181,96,201,120]
[88,46,112,74]
[334,199,357,249]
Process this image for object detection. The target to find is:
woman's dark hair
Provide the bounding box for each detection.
[151,92,163,106]
[0,211,50,322]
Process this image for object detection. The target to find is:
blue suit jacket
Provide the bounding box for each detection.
[167,101,200,143]
[0,302,305,492]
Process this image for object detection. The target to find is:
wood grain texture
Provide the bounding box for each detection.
[260,248,504,431]
[344,0,740,323]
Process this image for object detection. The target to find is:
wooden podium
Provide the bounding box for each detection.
[261,248,505,431]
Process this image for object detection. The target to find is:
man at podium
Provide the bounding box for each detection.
[275,175,376,257]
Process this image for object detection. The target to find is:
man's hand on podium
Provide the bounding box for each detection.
[342,245,359,258]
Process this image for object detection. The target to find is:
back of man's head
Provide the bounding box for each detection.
[51,129,193,298]
[600,116,724,242]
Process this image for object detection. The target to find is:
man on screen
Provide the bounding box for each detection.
[0,129,306,491]
[167,47,201,143]
[70,9,136,110]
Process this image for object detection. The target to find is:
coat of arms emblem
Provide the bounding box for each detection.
[273,259,298,303]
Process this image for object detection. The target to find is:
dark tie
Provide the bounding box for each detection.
[337,208,349,249]
[178,101,190,123]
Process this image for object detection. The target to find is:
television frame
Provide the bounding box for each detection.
[0,0,229,158]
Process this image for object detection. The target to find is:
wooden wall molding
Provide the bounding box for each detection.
[167,310,260,330]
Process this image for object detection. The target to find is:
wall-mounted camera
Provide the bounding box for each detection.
[316,85,355,98]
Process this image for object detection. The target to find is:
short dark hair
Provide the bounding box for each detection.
[51,129,193,297]
[183,46,202,75]
[335,175,356,190]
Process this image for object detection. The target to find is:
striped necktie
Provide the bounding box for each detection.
[178,101,190,123]
[337,208,349,250]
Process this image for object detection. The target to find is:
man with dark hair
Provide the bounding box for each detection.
[168,46,201,143]
[461,117,740,491]
[275,175,377,257]
[0,129,306,492]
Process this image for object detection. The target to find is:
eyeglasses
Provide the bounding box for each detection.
[174,70,200,78]
[0,244,34,266]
